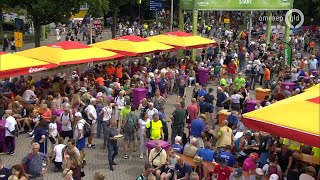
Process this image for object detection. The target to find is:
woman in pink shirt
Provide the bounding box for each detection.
[242,152,259,172]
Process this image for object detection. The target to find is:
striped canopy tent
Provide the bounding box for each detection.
[0,52,57,78]
[90,35,174,56]
[242,84,320,147]
[16,41,124,65]
[147,31,217,50]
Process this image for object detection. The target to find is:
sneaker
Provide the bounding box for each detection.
[28,130,34,135]
[140,154,143,159]
[123,154,128,159]
[82,159,86,166]
[129,156,132,160]
[87,144,92,149]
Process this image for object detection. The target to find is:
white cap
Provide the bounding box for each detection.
[269,174,279,180]
[74,112,82,117]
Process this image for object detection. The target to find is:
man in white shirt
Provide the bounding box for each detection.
[114,91,125,121]
[73,112,86,164]
[4,110,17,155]
[60,104,73,139]
[52,137,66,172]
[84,98,97,149]
[146,103,158,120]
[22,86,37,104]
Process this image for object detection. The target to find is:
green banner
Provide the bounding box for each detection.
[283,41,292,65]
[181,0,293,10]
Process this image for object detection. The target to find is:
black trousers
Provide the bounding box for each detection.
[5,136,15,153]
[107,142,118,166]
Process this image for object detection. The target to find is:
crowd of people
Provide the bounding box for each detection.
[0,16,320,180]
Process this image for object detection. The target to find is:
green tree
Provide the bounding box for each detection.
[9,0,85,47]
[108,0,136,38]
[87,0,109,18]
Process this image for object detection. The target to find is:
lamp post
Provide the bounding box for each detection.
[170,0,174,32]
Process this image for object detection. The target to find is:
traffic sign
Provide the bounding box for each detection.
[14,32,23,48]
[150,0,163,11]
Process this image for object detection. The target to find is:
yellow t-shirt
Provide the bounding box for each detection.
[146,120,163,140]
[120,107,131,120]
[312,147,320,158]
[283,138,303,151]
[216,126,233,147]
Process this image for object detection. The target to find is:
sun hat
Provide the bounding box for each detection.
[74,112,82,117]
[233,168,243,177]
[255,168,264,175]
[79,87,87,92]
[269,174,279,180]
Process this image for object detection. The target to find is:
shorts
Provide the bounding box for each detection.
[61,130,73,139]
[124,131,135,141]
[91,123,97,134]
[205,103,214,113]
[115,109,121,120]
[76,137,85,151]
[49,136,58,144]
[231,103,240,111]
[215,106,223,115]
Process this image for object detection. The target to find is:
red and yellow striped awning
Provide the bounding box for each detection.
[147,31,217,50]
[0,52,57,78]
[91,35,174,56]
[242,84,320,147]
[16,41,124,65]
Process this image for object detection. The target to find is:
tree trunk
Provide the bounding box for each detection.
[33,17,41,47]
[111,9,118,38]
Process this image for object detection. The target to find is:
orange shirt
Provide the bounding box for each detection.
[42,109,52,122]
[180,64,186,71]
[116,67,123,78]
[96,77,105,86]
[107,66,116,76]
[264,68,271,80]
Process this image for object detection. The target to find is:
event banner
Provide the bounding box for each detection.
[181,0,293,10]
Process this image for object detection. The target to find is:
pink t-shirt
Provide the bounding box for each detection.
[242,157,256,172]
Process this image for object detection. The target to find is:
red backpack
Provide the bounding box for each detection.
[268,163,278,176]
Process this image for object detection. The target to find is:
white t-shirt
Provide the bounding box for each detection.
[138,118,150,133]
[61,113,73,131]
[146,108,158,120]
[115,97,125,110]
[74,120,84,139]
[231,94,242,103]
[49,122,58,137]
[53,144,66,162]
[102,107,112,121]
[22,89,36,102]
[5,116,17,137]
[85,105,97,121]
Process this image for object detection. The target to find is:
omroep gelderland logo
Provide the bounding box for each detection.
[285,9,304,29]
[259,9,304,29]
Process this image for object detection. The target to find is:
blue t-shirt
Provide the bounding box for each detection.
[226,114,238,128]
[197,148,215,162]
[216,92,227,107]
[174,163,193,177]
[190,119,205,137]
[219,151,235,167]
[171,144,184,154]
[197,89,208,98]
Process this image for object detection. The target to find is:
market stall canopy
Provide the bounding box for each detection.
[242,84,320,148]
[147,31,217,50]
[0,52,57,78]
[90,35,174,56]
[16,41,124,65]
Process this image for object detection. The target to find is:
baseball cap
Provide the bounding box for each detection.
[255,168,264,176]
[269,174,279,180]
[233,168,243,177]
[74,112,82,117]
[245,130,252,135]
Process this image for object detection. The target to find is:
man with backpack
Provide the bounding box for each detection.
[122,106,138,160]
[73,112,88,166]
[262,154,282,179]
[84,98,97,149]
